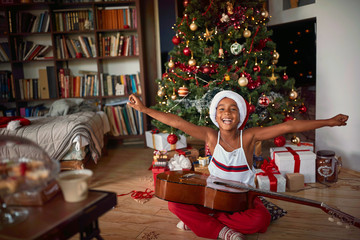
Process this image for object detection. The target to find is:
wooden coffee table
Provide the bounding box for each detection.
[0,189,117,240]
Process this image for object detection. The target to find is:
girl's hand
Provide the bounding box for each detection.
[329,114,349,126]
[127,94,145,112]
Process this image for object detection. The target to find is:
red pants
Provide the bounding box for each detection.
[168,197,271,239]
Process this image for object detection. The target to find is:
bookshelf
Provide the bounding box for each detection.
[0,0,147,140]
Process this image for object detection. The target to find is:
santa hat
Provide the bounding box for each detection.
[209,90,249,130]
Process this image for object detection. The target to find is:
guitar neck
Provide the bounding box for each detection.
[214,180,322,208]
[250,185,322,208]
[214,181,360,229]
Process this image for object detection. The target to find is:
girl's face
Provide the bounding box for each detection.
[215,98,240,130]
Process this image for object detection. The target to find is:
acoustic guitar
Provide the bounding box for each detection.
[155,170,360,229]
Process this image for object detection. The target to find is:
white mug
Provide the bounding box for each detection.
[57,169,93,203]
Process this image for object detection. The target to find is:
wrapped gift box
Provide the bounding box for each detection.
[167,148,199,163]
[272,147,316,183]
[194,164,210,175]
[152,166,169,188]
[145,131,187,151]
[255,169,286,192]
[286,173,304,191]
[270,141,314,156]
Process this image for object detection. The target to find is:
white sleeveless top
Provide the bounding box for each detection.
[208,131,256,187]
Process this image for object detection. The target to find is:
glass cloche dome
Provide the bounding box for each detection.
[0,135,60,228]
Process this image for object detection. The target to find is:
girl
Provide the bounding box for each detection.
[128,90,348,240]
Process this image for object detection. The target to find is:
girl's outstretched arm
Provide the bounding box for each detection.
[127,94,215,142]
[248,114,349,142]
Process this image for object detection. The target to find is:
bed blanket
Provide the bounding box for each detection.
[0,111,105,163]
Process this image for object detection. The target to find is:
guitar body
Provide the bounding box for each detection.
[155,170,360,229]
[155,170,255,212]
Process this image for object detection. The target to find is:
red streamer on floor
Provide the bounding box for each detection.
[118,188,154,201]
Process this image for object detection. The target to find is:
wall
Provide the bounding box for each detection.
[268,0,360,171]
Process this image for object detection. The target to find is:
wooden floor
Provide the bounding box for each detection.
[74,141,360,240]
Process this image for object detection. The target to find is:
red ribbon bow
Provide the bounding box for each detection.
[151,129,160,134]
[256,159,280,192]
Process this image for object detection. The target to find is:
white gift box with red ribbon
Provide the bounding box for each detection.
[255,169,286,192]
[272,147,316,183]
[145,131,187,151]
[270,141,314,157]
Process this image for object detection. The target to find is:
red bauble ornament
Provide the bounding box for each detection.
[299,105,307,113]
[167,134,178,145]
[172,35,181,45]
[247,82,256,90]
[183,0,189,7]
[203,66,210,74]
[183,47,191,56]
[162,72,169,79]
[282,73,289,81]
[253,65,261,72]
[248,104,256,114]
[274,136,286,147]
[258,95,270,107]
[283,115,294,122]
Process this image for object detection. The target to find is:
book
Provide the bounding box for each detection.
[135,72,142,94]
[130,74,137,94]
[126,104,138,135]
[62,35,69,59]
[111,106,121,135]
[35,45,52,58]
[46,66,57,99]
[0,44,9,61]
[121,105,132,135]
[78,36,90,58]
[65,38,76,58]
[106,74,113,96]
[33,78,38,99]
[40,11,49,32]
[0,43,10,59]
[38,69,49,99]
[37,12,45,32]
[116,106,128,135]
[105,106,119,136]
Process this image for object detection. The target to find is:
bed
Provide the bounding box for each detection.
[0,111,110,170]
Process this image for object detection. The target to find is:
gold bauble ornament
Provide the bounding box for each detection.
[291,135,301,144]
[243,28,251,38]
[260,9,269,18]
[157,87,165,97]
[190,21,198,31]
[171,93,177,100]
[224,74,230,81]
[168,59,174,68]
[271,59,278,65]
[170,87,177,100]
[238,75,249,87]
[289,89,298,100]
[272,50,280,59]
[188,57,196,66]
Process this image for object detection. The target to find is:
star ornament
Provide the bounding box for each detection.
[268,72,279,84]
[204,27,214,41]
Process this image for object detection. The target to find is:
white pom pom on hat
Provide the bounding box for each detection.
[209,90,249,130]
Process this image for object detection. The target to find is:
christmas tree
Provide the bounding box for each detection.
[152,0,305,145]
